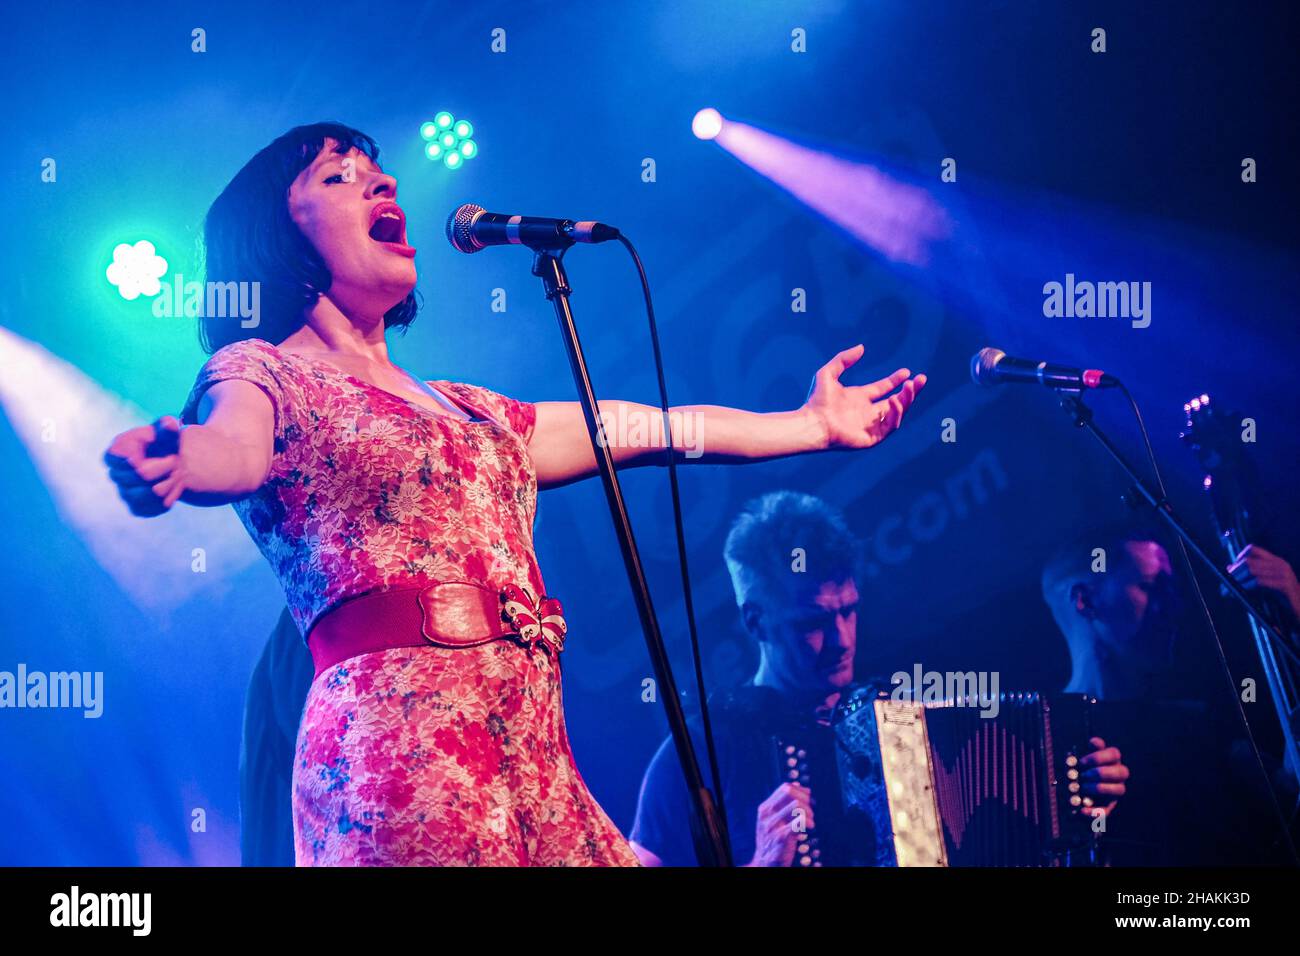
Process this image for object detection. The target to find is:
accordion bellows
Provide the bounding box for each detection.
[833,687,1098,867]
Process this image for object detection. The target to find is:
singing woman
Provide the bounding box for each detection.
[103,122,926,866]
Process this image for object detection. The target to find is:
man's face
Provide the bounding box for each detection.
[758,577,859,693]
[1082,540,1177,658]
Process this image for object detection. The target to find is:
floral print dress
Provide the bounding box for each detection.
[181,338,638,866]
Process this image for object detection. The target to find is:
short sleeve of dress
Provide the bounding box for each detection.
[179,339,293,440]
[434,381,537,446]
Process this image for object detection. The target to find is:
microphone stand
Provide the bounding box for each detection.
[530,246,733,867]
[1057,391,1299,862]
[1058,393,1295,651]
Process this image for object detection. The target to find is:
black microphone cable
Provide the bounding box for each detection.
[613,234,731,857]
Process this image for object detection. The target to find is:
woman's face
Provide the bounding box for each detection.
[287,139,417,323]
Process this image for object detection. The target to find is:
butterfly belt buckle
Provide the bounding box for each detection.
[499,583,567,655]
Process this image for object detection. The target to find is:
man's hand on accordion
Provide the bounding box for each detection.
[745,782,815,867]
[1079,736,1130,818]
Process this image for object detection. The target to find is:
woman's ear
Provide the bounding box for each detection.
[741,602,764,641]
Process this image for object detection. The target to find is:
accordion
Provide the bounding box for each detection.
[825,686,1099,867]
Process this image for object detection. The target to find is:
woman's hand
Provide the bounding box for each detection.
[104,415,188,516]
[803,344,926,450]
[103,380,277,514]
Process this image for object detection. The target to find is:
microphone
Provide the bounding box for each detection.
[970,347,1120,390]
[445,203,621,254]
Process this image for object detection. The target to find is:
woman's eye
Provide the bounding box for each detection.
[323,173,345,184]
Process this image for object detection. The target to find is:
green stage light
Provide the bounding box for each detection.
[423,112,478,168]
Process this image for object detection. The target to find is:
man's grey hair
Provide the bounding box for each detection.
[723,491,861,610]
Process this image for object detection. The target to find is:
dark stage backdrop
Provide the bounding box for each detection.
[1,1,1296,864]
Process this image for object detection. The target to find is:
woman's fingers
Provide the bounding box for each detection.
[872,374,926,435]
[814,344,867,391]
[857,367,912,401]
[110,454,177,486]
[104,432,149,467]
[892,377,921,420]
[160,479,186,510]
[151,473,180,503]
[103,420,185,515]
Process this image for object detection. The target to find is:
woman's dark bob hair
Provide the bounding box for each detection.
[199,121,419,353]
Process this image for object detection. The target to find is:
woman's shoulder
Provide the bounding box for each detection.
[205,337,287,367]
[201,338,321,391]
[183,338,308,429]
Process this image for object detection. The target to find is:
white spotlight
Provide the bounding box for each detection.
[692,108,724,141]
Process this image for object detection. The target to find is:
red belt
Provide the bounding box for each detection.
[307,582,568,678]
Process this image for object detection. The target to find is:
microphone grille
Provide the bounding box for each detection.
[970,347,1006,387]
[446,203,486,254]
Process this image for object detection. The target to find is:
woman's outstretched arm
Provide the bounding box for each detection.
[528,344,926,490]
[104,379,276,516]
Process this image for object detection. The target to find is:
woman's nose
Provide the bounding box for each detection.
[365,172,397,200]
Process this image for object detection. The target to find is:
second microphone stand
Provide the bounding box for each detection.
[1059,391,1298,863]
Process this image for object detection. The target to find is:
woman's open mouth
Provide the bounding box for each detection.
[368,202,416,257]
